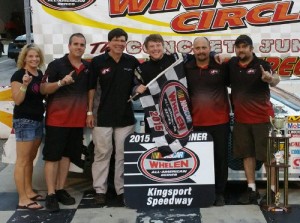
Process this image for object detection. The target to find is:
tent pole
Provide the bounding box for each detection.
[24,0,31,44]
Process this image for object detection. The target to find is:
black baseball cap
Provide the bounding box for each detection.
[234,34,253,46]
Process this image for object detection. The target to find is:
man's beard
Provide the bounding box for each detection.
[196,54,208,62]
[238,54,250,62]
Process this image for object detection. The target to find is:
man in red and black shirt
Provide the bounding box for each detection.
[185,37,230,206]
[229,35,280,205]
[40,33,90,212]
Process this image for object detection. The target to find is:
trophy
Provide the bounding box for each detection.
[273,151,283,165]
[265,105,291,212]
[270,105,286,137]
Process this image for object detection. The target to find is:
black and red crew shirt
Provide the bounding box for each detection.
[89,51,140,127]
[229,54,274,124]
[42,54,90,127]
[185,58,230,126]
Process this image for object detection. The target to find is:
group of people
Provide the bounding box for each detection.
[10,28,279,212]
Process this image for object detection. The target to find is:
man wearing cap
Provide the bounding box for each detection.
[229,34,280,205]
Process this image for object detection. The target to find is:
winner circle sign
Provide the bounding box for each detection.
[124,132,215,209]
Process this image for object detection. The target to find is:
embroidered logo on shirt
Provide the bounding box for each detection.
[209,69,219,75]
[124,68,133,72]
[101,67,111,75]
[247,68,256,75]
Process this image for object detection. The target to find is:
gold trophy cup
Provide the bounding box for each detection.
[270,115,286,137]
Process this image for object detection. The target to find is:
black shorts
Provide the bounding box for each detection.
[233,122,270,161]
[43,126,83,162]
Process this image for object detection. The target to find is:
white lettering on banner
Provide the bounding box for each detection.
[189,133,208,141]
[147,197,193,207]
[147,187,192,197]
[146,187,193,207]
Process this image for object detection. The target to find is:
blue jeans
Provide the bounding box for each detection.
[13,118,43,142]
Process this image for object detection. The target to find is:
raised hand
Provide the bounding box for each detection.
[214,53,223,64]
[61,70,75,85]
[22,70,32,86]
[260,65,273,84]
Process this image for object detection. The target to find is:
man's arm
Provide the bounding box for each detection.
[40,70,75,95]
[86,89,95,128]
[260,65,280,87]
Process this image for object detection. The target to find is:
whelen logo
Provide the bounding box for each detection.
[38,0,95,11]
[159,81,193,139]
[138,147,199,182]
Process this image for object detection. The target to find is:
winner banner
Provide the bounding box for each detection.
[124,132,215,209]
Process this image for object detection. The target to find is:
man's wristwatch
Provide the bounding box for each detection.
[87,111,93,116]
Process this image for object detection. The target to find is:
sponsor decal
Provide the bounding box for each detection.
[287,123,300,129]
[289,142,300,147]
[291,149,300,155]
[38,0,95,11]
[292,157,300,169]
[288,116,300,123]
[159,81,193,139]
[288,130,300,137]
[290,134,300,138]
[138,147,199,182]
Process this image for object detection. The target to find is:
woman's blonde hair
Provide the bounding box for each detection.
[17,43,45,69]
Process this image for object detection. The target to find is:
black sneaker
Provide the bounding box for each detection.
[238,187,260,205]
[94,193,106,205]
[259,190,276,206]
[45,194,60,212]
[214,194,225,206]
[55,189,75,205]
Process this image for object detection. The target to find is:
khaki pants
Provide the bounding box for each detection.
[92,125,134,195]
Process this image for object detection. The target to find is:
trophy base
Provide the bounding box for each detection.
[262,204,291,212]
